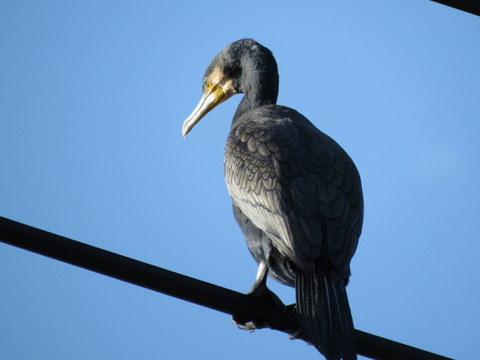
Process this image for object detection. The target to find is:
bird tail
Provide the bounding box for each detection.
[295,271,356,360]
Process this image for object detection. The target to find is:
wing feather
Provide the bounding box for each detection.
[225,105,363,275]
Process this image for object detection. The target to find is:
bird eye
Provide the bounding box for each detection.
[203,77,208,89]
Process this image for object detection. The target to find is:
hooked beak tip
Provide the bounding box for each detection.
[181,122,191,139]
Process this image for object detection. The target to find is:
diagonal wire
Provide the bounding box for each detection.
[0,216,454,360]
[430,0,480,16]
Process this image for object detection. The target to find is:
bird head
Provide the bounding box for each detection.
[181,39,278,138]
[182,65,239,138]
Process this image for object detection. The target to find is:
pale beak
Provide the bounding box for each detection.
[182,84,235,138]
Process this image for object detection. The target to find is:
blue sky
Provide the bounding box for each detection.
[1,1,479,359]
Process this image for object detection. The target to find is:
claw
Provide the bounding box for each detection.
[232,315,266,332]
[232,262,292,332]
[232,279,287,331]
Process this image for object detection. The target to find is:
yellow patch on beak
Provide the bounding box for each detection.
[182,67,238,138]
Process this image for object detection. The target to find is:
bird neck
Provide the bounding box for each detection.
[232,83,278,127]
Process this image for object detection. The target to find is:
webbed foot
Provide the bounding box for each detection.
[232,283,287,331]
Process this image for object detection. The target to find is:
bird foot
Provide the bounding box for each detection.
[281,304,307,340]
[232,285,287,332]
[232,318,264,332]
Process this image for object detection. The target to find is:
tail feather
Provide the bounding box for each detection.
[296,271,356,360]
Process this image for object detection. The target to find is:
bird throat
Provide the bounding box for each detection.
[232,89,277,128]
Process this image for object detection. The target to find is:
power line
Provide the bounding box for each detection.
[0,216,454,360]
[431,0,480,16]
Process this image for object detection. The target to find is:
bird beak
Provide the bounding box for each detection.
[182,84,235,138]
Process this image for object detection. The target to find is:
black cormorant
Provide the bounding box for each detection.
[182,39,363,360]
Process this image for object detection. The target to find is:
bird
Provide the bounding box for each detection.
[182,38,363,360]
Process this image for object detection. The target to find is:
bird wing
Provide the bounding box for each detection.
[233,203,296,286]
[225,106,363,274]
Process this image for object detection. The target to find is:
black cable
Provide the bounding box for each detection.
[0,216,454,360]
[431,0,480,16]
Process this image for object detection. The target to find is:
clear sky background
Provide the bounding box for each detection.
[1,1,479,359]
